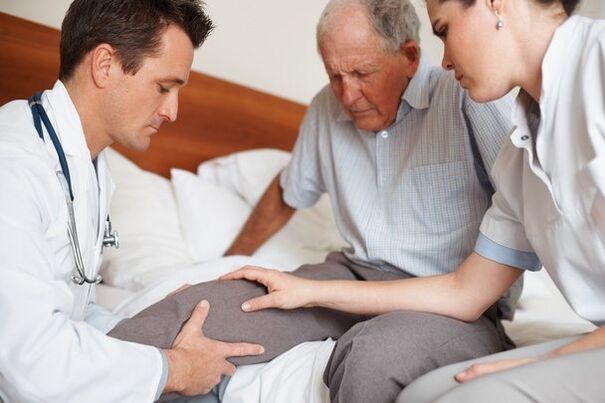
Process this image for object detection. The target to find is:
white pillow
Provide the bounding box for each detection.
[172,164,333,269]
[100,148,192,290]
[197,148,291,205]
[196,148,347,253]
[171,168,251,262]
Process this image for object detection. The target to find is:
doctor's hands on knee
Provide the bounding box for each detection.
[163,300,265,396]
[220,266,318,311]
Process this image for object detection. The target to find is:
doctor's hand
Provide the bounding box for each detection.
[163,300,264,396]
[220,266,317,311]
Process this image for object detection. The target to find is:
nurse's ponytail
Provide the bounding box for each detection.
[544,0,580,15]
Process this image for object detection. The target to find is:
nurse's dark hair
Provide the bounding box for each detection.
[439,0,580,16]
[59,0,214,80]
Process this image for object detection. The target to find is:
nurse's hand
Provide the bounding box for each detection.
[220,266,317,311]
[455,356,539,383]
[163,300,265,396]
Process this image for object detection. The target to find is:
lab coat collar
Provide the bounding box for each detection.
[95,150,115,250]
[43,79,115,197]
[44,80,90,159]
[336,50,431,124]
[97,151,115,210]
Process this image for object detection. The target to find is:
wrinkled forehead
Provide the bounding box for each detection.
[318,24,391,69]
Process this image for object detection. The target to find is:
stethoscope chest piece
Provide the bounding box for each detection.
[103,217,119,249]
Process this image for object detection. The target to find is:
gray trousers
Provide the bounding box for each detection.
[109,252,511,402]
[398,335,605,403]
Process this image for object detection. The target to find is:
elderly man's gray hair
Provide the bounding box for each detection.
[317,0,421,53]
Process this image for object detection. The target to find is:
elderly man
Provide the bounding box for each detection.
[110,0,534,402]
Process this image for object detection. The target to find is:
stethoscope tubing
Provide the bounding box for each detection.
[28,91,105,285]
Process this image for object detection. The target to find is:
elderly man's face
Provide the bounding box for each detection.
[319,7,419,132]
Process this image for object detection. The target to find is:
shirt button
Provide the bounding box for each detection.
[521,135,529,141]
[379,130,389,139]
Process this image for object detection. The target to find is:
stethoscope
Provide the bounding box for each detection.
[29,91,119,285]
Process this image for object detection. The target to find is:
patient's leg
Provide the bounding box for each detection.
[323,306,513,403]
[108,252,403,365]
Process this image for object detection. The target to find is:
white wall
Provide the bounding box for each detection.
[0,0,602,104]
[578,0,605,18]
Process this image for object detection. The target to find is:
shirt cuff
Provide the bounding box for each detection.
[156,349,169,401]
[475,233,541,271]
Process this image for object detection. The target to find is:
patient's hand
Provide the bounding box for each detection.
[220,266,317,311]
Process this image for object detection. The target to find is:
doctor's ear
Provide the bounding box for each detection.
[90,44,119,89]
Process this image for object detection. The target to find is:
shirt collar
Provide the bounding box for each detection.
[44,80,90,158]
[538,16,578,109]
[401,52,431,111]
[510,89,536,148]
[510,16,578,148]
[336,51,432,126]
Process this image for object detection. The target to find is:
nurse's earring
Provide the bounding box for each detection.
[495,12,504,30]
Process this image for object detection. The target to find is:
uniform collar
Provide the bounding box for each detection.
[336,51,432,126]
[510,89,535,148]
[44,80,90,159]
[538,16,579,113]
[510,16,579,148]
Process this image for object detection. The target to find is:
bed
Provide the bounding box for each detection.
[0,11,597,403]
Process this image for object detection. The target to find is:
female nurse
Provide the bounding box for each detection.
[222,0,605,401]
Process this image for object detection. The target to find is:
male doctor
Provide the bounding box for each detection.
[0,1,263,402]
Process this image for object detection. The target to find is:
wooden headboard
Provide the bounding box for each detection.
[0,12,306,177]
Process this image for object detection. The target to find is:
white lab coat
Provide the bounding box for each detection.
[479,16,605,324]
[0,81,163,402]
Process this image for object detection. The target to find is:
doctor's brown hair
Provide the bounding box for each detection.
[59,0,214,80]
[439,0,580,16]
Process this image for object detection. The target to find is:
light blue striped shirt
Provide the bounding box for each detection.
[280,55,535,318]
